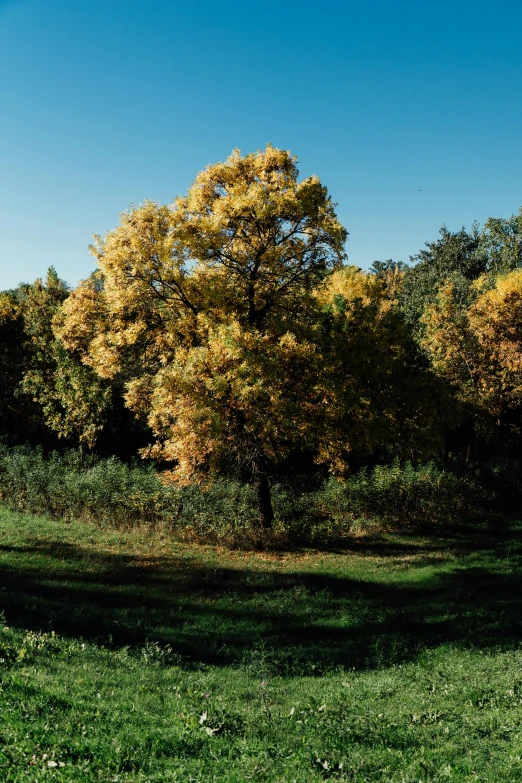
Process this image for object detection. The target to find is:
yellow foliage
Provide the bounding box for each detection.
[422,268,522,417]
[316,266,442,472]
[0,293,20,324]
[317,265,389,310]
[58,146,346,502]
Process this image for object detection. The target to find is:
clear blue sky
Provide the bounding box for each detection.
[1,0,521,289]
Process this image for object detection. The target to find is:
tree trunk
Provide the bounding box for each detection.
[254,464,274,529]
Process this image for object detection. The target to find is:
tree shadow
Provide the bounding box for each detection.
[1,520,522,674]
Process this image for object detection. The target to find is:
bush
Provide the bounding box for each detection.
[313,459,488,529]
[0,445,176,526]
[0,447,489,546]
[475,457,522,511]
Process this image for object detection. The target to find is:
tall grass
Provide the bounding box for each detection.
[0,446,173,525]
[0,446,487,545]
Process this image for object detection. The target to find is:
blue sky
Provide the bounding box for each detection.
[1,0,521,289]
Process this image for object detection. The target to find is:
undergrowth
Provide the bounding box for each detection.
[0,445,486,546]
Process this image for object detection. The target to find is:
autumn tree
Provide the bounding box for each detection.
[58,146,347,526]
[397,210,522,340]
[422,268,522,444]
[370,259,410,303]
[315,266,446,472]
[20,268,113,450]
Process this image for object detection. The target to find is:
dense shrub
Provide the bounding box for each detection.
[0,445,175,525]
[0,447,488,546]
[474,457,522,511]
[313,460,488,530]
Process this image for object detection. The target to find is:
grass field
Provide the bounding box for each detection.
[2,508,522,781]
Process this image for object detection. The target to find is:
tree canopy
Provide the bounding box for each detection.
[58,146,348,525]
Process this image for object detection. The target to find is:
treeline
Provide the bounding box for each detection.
[1,145,521,529]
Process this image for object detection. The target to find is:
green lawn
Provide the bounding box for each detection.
[2,507,522,781]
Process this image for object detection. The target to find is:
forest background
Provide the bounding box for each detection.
[1,145,521,544]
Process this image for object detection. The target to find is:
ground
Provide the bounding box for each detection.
[1,507,522,781]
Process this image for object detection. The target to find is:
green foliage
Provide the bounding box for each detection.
[0,287,39,443]
[20,267,113,448]
[0,446,173,526]
[396,210,522,341]
[0,447,488,547]
[0,269,148,455]
[399,224,487,336]
[480,208,522,275]
[315,460,487,528]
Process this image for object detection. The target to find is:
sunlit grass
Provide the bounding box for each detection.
[2,507,522,781]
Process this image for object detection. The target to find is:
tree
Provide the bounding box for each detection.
[370,259,409,303]
[315,266,445,472]
[58,146,347,526]
[399,210,522,342]
[422,268,522,442]
[400,224,487,337]
[480,208,522,275]
[21,268,113,450]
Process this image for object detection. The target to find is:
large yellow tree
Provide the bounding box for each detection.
[58,146,347,526]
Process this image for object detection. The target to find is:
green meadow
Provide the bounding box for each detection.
[2,507,522,781]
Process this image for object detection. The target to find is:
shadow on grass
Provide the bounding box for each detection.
[1,519,522,674]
